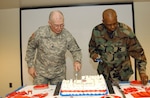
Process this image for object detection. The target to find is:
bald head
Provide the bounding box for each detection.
[48,10,65,34]
[102,9,118,32]
[49,10,64,22]
[102,9,117,20]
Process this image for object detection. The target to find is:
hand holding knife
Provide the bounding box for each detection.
[74,61,81,80]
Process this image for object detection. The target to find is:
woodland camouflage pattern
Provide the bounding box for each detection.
[25,25,82,84]
[89,22,147,82]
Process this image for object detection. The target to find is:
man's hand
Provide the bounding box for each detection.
[74,61,82,72]
[28,67,37,78]
[92,53,99,62]
[140,73,148,85]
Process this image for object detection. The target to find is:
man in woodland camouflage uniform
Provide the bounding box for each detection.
[89,8,148,85]
[25,10,82,85]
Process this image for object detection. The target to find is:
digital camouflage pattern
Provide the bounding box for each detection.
[89,22,147,82]
[25,25,82,85]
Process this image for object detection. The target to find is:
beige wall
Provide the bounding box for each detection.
[134,2,150,79]
[0,2,150,98]
[0,8,21,97]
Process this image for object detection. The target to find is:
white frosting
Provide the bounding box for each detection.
[60,74,108,96]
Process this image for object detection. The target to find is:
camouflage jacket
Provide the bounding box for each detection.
[25,25,82,77]
[89,22,147,81]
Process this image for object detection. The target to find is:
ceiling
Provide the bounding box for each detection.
[0,0,149,9]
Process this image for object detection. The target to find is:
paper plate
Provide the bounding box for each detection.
[33,84,49,90]
[130,80,142,86]
[131,91,150,97]
[101,94,121,98]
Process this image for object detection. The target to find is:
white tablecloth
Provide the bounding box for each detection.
[6,82,150,98]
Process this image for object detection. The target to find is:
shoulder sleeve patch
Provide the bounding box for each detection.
[119,23,135,38]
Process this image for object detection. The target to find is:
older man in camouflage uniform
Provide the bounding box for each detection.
[89,8,148,85]
[25,10,82,85]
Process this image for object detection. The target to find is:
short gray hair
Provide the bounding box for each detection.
[49,10,64,21]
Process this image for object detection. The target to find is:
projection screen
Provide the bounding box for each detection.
[20,3,135,85]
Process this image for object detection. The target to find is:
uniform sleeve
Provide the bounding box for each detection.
[25,31,39,68]
[127,33,147,74]
[89,29,98,59]
[66,33,82,63]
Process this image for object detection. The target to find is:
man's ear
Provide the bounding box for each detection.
[102,19,105,24]
[48,20,51,26]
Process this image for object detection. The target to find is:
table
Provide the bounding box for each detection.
[6,81,150,98]
[114,81,150,98]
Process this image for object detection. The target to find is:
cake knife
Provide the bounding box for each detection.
[113,82,126,98]
[75,71,78,80]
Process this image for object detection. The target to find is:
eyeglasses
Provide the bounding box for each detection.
[52,23,64,28]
